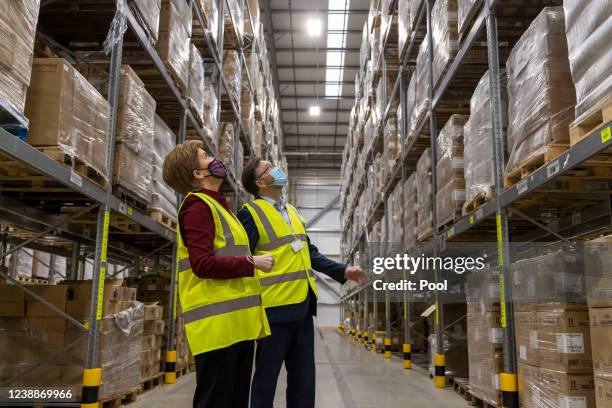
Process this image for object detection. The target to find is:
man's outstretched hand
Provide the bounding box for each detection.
[344,265,366,284]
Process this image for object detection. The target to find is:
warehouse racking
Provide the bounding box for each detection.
[338,0,612,404]
[0,0,284,404]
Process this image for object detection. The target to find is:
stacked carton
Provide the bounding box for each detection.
[0,0,40,122]
[462,70,507,214]
[429,303,469,379]
[132,0,161,42]
[457,0,479,37]
[512,250,595,408]
[382,116,400,182]
[113,65,156,204]
[151,115,177,221]
[403,173,418,247]
[202,78,219,149]
[223,50,241,106]
[505,7,576,175]
[157,0,192,95]
[188,44,205,124]
[414,39,429,132]
[141,303,164,379]
[219,122,235,171]
[431,0,458,88]
[416,148,433,241]
[7,248,34,279]
[31,251,67,283]
[25,58,110,181]
[435,115,466,228]
[585,234,612,407]
[223,0,244,48]
[563,0,612,122]
[398,0,410,55]
[467,266,503,406]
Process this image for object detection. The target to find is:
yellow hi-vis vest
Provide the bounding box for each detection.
[242,199,318,308]
[177,192,270,355]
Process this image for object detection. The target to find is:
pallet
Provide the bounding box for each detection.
[40,146,108,188]
[453,377,472,402]
[503,144,569,188]
[468,391,499,408]
[149,210,178,230]
[113,185,149,213]
[175,367,189,380]
[15,275,49,285]
[437,210,463,233]
[100,387,140,408]
[462,186,495,215]
[140,372,164,392]
[570,98,612,147]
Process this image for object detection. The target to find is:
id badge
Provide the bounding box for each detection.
[290,239,304,252]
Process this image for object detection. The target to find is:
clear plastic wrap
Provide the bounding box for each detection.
[391,183,403,245]
[197,0,219,46]
[383,117,400,181]
[31,251,67,282]
[188,43,205,124]
[505,7,575,173]
[405,73,417,143]
[241,86,255,147]
[403,173,418,247]
[414,38,429,131]
[0,0,39,118]
[584,234,612,308]
[432,0,459,88]
[409,0,423,30]
[416,148,432,241]
[25,58,110,181]
[223,50,241,105]
[462,70,508,214]
[563,0,612,121]
[202,78,219,150]
[518,364,596,408]
[218,122,235,170]
[457,0,478,36]
[8,248,33,278]
[132,0,161,42]
[436,114,466,227]
[157,0,192,94]
[244,0,260,44]
[114,65,155,203]
[398,0,410,55]
[224,0,244,47]
[152,115,178,219]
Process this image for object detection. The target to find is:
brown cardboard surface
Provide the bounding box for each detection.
[595,376,612,408]
[26,299,66,317]
[0,284,25,301]
[0,301,25,317]
[24,284,68,301]
[590,307,612,380]
[538,368,595,408]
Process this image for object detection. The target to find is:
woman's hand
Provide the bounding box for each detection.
[253,254,275,272]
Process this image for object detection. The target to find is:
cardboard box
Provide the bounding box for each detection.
[24,284,68,301]
[65,299,91,319]
[26,299,66,317]
[140,276,171,292]
[19,366,62,386]
[537,309,592,373]
[515,311,539,366]
[142,335,155,350]
[589,307,612,380]
[144,303,164,320]
[596,376,612,408]
[0,284,25,301]
[144,319,165,336]
[518,362,539,408]
[27,317,67,332]
[585,235,612,308]
[62,279,124,302]
[0,301,25,317]
[538,368,595,408]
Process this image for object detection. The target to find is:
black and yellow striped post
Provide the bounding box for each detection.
[383,338,391,359]
[500,373,518,408]
[402,344,412,369]
[356,330,362,343]
[165,350,177,384]
[371,333,377,353]
[433,353,446,388]
[80,368,101,408]
[337,324,345,335]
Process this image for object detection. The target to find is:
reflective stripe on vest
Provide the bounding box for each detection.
[248,202,308,251]
[259,269,312,287]
[183,294,262,323]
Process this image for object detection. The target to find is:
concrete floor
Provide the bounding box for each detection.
[129,328,463,408]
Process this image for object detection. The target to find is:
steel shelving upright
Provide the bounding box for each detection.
[339,0,612,403]
[0,0,284,404]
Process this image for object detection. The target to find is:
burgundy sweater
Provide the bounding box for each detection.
[178,189,254,279]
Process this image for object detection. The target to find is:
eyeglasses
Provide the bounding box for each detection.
[256,164,272,180]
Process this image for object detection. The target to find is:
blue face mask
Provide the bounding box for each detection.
[269,166,288,186]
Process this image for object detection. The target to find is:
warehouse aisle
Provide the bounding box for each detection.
[130,328,461,408]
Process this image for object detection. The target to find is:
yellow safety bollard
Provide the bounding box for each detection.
[434,353,446,388]
[402,344,412,369]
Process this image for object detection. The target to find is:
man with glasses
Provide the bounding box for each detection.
[238,158,365,408]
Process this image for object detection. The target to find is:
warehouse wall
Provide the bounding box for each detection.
[290,171,342,328]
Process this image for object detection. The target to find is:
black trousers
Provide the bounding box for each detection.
[193,340,255,408]
[251,315,315,408]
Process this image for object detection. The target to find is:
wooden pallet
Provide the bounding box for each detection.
[140,372,164,392]
[437,210,463,233]
[467,391,499,408]
[570,98,612,147]
[100,387,140,408]
[453,377,472,402]
[149,210,177,230]
[462,186,495,215]
[175,367,189,380]
[15,275,49,285]
[503,144,569,188]
[113,185,149,213]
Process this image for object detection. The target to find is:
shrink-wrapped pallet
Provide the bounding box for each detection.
[405,73,418,143]
[584,234,612,308]
[224,0,244,47]
[382,117,400,181]
[25,58,110,181]
[409,0,423,30]
[414,39,429,131]
[152,115,177,219]
[416,148,432,241]
[462,70,507,214]
[202,78,219,150]
[157,0,192,95]
[188,43,205,124]
[505,7,575,173]
[223,50,241,105]
[563,0,612,121]
[431,0,458,88]
[518,364,596,408]
[132,0,161,42]
[0,0,40,122]
[436,115,466,228]
[196,0,219,46]
[218,122,235,171]
[403,173,418,247]
[457,0,479,37]
[398,0,410,55]
[114,65,156,203]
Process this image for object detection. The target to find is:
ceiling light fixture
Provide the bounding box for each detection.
[309,106,321,116]
[306,18,322,37]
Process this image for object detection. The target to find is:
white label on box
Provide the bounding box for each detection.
[517,179,529,195]
[70,169,83,187]
[556,333,584,354]
[547,160,560,177]
[490,328,504,343]
[519,345,527,360]
[529,330,538,348]
[453,190,466,201]
[118,202,128,215]
[453,157,464,168]
[559,395,586,408]
[492,374,499,390]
